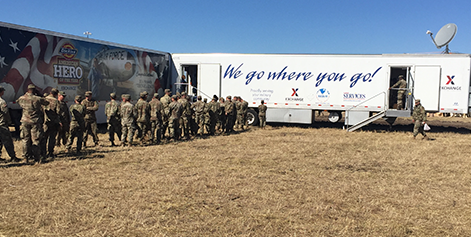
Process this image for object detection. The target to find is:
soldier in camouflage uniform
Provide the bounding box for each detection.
[0,86,19,162]
[81,91,99,147]
[160,89,172,140]
[135,91,150,145]
[56,91,70,147]
[224,95,236,133]
[241,97,249,130]
[191,96,205,136]
[178,92,191,139]
[202,98,211,135]
[208,96,220,135]
[148,93,163,144]
[412,99,429,139]
[105,93,122,146]
[390,75,407,110]
[42,88,61,158]
[66,95,86,154]
[218,97,226,133]
[120,94,136,146]
[258,100,267,129]
[16,84,48,162]
[168,95,182,140]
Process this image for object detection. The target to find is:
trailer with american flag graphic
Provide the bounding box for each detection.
[0,21,171,124]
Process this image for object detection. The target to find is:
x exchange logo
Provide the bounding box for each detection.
[446,75,455,85]
[291,88,299,97]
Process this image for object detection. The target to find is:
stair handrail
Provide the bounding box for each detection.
[345,91,387,130]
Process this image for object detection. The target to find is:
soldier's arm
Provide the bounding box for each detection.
[88,101,99,111]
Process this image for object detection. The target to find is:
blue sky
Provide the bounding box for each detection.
[1,0,470,54]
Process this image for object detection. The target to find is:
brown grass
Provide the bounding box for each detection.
[0,119,471,236]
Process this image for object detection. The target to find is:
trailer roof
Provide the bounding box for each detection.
[173,53,471,58]
[0,21,170,55]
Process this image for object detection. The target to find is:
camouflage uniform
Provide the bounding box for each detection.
[412,100,427,138]
[135,93,150,143]
[42,92,61,157]
[81,93,99,146]
[191,97,205,135]
[105,94,122,146]
[258,101,267,128]
[392,76,407,110]
[178,94,191,139]
[16,87,48,162]
[208,99,220,135]
[218,98,226,132]
[241,99,249,129]
[120,95,136,146]
[168,96,182,139]
[202,99,210,135]
[224,96,236,133]
[56,92,70,147]
[66,96,86,153]
[160,90,172,139]
[0,89,17,161]
[148,94,163,143]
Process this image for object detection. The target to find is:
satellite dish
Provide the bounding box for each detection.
[426,23,457,54]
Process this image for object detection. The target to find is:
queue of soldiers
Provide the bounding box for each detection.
[0,84,258,164]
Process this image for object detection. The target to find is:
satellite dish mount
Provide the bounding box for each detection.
[426,23,457,54]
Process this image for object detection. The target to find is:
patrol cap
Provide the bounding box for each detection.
[181,91,187,96]
[203,98,207,103]
[213,95,218,100]
[123,94,131,100]
[27,84,36,90]
[398,75,404,79]
[176,92,181,97]
[75,95,83,101]
[59,91,66,97]
[171,95,177,100]
[165,89,171,93]
[110,92,116,99]
[226,95,231,99]
[153,93,159,98]
[140,91,148,97]
[415,99,420,103]
[85,91,92,96]
[197,95,202,100]
[50,88,59,95]
[0,86,5,92]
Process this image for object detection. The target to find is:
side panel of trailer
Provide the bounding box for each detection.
[0,22,171,123]
[172,53,471,124]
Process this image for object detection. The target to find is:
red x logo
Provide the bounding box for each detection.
[446,75,455,85]
[291,88,299,97]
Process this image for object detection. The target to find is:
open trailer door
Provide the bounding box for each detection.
[198,63,221,100]
[414,65,441,111]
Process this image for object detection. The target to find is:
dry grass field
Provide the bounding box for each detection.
[0,116,471,236]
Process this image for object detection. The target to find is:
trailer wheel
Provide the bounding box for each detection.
[247,108,259,126]
[328,111,342,123]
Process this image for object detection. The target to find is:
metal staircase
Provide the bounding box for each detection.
[346,110,387,132]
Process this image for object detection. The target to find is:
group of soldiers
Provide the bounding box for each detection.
[0,84,259,163]
[104,89,252,148]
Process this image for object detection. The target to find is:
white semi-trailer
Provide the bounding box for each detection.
[171,53,471,131]
[0,21,171,124]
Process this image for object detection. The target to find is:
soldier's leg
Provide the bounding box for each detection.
[76,129,83,153]
[0,126,17,160]
[121,125,128,145]
[83,121,90,146]
[149,121,156,142]
[47,126,58,156]
[108,122,114,143]
[66,126,76,151]
[128,124,136,145]
[31,124,42,161]
[91,121,99,144]
[169,118,175,139]
[156,121,162,143]
[40,124,49,157]
[413,121,420,137]
[20,124,32,160]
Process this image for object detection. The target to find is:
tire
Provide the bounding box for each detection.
[328,111,342,123]
[247,108,259,126]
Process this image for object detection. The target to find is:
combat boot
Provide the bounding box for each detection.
[10,157,21,163]
[110,141,116,147]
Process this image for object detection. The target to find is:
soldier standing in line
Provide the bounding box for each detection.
[202,98,210,135]
[56,91,70,147]
[191,96,205,136]
[160,89,172,140]
[224,95,236,133]
[412,99,429,140]
[218,97,226,133]
[390,75,407,110]
[234,96,241,129]
[168,95,182,141]
[208,96,219,135]
[135,91,150,145]
[81,91,99,147]
[148,93,163,144]
[66,95,86,154]
[178,92,191,140]
[0,86,20,162]
[42,88,61,158]
[105,93,121,147]
[241,97,249,130]
[16,84,48,163]
[258,100,267,129]
[120,94,136,147]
